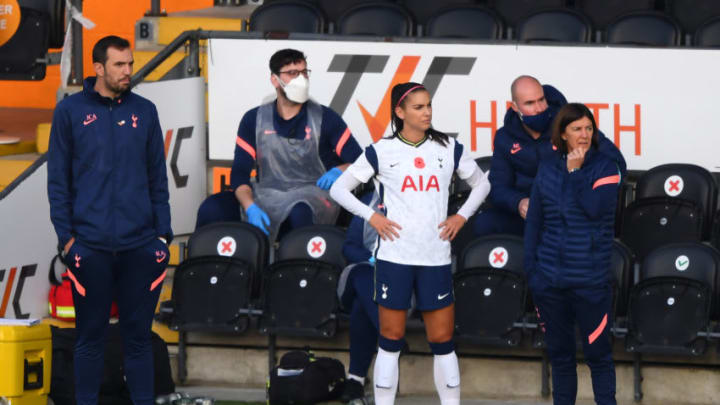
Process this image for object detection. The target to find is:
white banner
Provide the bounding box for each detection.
[0,77,206,319]
[208,38,720,172]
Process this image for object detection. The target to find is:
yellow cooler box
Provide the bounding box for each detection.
[0,323,51,405]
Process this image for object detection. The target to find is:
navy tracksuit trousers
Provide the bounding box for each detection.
[472,207,525,237]
[66,238,169,405]
[530,275,617,405]
[340,263,380,378]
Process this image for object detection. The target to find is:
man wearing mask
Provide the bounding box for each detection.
[473,75,626,237]
[196,48,362,241]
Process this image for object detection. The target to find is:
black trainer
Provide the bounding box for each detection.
[341,379,365,403]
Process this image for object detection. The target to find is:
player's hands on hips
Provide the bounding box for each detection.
[369,213,402,241]
[518,198,529,219]
[439,214,467,241]
[316,167,343,190]
[567,147,587,172]
[246,203,271,235]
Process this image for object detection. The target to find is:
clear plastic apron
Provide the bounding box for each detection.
[253,100,339,242]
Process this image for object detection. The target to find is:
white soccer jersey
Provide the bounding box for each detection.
[348,135,480,266]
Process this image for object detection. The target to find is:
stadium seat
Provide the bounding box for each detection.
[620,164,716,259]
[626,242,720,355]
[694,16,720,47]
[0,2,50,80]
[611,239,635,319]
[317,0,394,27]
[424,5,503,39]
[170,221,269,382]
[670,0,720,34]
[606,11,681,46]
[577,0,656,31]
[259,225,346,337]
[336,2,414,37]
[248,0,326,34]
[489,0,566,28]
[454,234,528,345]
[401,0,476,26]
[516,9,593,43]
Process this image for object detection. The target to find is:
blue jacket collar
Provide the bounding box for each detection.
[82,77,130,104]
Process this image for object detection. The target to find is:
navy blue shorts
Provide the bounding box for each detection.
[374,259,453,311]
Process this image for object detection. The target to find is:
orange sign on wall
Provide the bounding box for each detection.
[0,0,20,47]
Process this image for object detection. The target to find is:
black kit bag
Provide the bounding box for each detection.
[268,350,345,404]
[49,325,175,405]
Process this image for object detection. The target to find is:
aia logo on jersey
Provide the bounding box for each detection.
[401,175,439,192]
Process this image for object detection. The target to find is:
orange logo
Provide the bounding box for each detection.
[357,56,421,142]
[0,0,21,47]
[510,143,522,154]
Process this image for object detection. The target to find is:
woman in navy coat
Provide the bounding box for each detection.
[524,103,623,405]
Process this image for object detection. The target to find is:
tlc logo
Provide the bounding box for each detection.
[327,55,476,142]
[163,126,194,188]
[0,264,37,318]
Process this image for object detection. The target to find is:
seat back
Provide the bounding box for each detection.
[517,9,592,43]
[317,0,393,26]
[635,163,717,238]
[261,225,346,336]
[276,225,346,268]
[671,0,720,33]
[626,242,720,353]
[611,239,635,317]
[249,0,326,34]
[577,0,655,30]
[454,234,526,345]
[337,2,414,36]
[459,234,525,276]
[695,16,720,47]
[453,156,492,195]
[620,197,703,260]
[490,0,566,28]
[606,11,681,46]
[425,6,503,39]
[402,0,476,26]
[640,242,718,289]
[188,221,269,272]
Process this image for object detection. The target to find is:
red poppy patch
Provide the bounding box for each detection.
[414,157,425,169]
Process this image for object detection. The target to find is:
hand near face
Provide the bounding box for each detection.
[518,198,529,219]
[567,147,588,172]
[439,214,467,241]
[369,213,402,241]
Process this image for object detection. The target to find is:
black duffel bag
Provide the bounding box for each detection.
[268,350,345,405]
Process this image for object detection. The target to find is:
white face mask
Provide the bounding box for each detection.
[275,74,310,104]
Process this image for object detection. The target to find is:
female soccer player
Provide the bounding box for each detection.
[330,82,491,405]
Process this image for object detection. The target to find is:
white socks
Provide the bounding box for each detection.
[373,347,400,405]
[433,351,461,405]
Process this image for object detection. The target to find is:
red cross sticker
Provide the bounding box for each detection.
[488,247,509,268]
[664,175,683,197]
[307,236,327,258]
[217,236,236,256]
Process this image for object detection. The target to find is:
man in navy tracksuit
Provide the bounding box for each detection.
[47,36,172,405]
[473,75,626,237]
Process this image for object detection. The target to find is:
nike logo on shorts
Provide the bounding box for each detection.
[438,292,450,300]
[390,162,399,167]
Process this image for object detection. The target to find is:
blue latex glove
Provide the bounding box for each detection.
[368,256,376,265]
[246,203,270,235]
[316,167,343,190]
